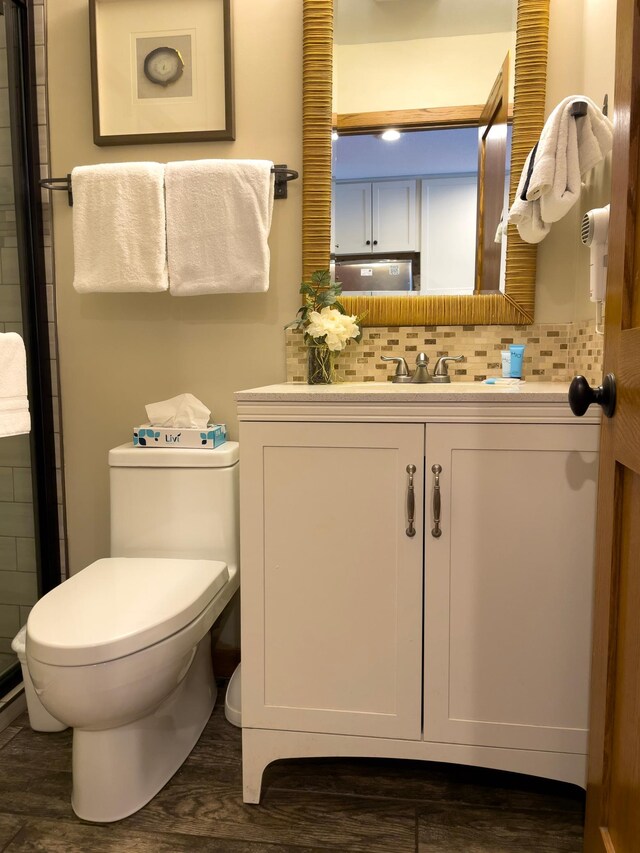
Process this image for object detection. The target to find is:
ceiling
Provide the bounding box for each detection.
[332,127,513,180]
[333,128,479,180]
[335,0,517,45]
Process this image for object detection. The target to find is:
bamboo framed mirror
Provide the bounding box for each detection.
[302,0,550,326]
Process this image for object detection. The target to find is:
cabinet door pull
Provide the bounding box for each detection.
[406,464,416,538]
[431,464,442,538]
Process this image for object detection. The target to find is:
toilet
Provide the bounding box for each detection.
[25,442,239,823]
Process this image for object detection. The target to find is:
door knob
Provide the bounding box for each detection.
[568,373,616,418]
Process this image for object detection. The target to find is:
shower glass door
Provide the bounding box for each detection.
[0,0,60,694]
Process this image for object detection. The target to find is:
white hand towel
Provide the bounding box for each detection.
[72,162,168,293]
[0,332,30,437]
[165,159,274,295]
[527,95,613,223]
[508,148,551,244]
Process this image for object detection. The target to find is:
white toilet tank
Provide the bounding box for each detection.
[108,442,239,569]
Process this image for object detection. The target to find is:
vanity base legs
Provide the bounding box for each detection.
[241,727,587,804]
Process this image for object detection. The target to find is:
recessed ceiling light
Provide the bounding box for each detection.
[381,129,401,141]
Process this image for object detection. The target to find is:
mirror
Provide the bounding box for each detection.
[303,0,549,325]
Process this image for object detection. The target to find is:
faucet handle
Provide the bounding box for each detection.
[381,355,412,383]
[433,355,464,382]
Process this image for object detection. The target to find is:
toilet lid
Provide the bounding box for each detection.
[26,557,229,667]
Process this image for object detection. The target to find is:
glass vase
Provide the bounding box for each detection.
[307,344,336,385]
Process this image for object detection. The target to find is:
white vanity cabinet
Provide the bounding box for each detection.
[236,386,600,803]
[240,421,424,739]
[423,423,597,756]
[333,179,417,254]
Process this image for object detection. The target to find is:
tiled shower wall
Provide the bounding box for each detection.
[0,0,66,671]
[286,318,604,387]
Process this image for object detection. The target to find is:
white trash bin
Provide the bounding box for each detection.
[224,662,241,727]
[11,625,67,732]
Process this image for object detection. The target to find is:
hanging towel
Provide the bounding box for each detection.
[72,162,168,293]
[0,332,30,437]
[508,148,551,244]
[165,159,274,295]
[509,96,613,242]
[527,95,613,223]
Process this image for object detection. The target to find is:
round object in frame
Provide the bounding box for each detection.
[143,47,185,87]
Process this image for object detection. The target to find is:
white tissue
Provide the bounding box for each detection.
[145,393,211,429]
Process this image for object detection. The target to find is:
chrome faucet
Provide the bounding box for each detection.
[432,355,465,383]
[381,352,464,383]
[411,352,432,383]
[381,352,434,383]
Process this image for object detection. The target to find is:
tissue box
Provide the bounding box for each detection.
[133,423,227,449]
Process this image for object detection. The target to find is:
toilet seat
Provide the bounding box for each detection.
[27,557,229,667]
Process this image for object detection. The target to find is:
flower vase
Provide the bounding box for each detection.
[307,344,336,385]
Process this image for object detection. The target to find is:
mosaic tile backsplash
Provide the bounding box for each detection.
[286,319,604,387]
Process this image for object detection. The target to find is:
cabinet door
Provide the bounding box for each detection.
[334,182,372,254]
[241,421,424,739]
[420,176,477,295]
[372,180,417,252]
[424,423,599,754]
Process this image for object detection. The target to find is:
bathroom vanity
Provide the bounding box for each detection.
[235,383,600,803]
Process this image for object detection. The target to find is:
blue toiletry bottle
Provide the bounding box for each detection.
[509,344,525,378]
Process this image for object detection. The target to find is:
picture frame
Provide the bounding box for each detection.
[89,0,234,145]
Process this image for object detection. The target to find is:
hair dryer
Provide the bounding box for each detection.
[581,204,610,302]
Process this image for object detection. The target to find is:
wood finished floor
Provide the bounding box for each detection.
[0,682,585,852]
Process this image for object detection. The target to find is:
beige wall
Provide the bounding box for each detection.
[48,0,302,575]
[334,32,517,113]
[48,0,616,579]
[534,0,616,322]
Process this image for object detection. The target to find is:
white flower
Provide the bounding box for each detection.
[306,307,360,351]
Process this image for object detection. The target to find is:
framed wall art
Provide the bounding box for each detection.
[89,0,234,145]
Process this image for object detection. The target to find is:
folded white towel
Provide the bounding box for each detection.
[72,162,168,293]
[528,96,613,223]
[508,148,551,244]
[165,159,274,295]
[0,332,30,437]
[509,96,613,242]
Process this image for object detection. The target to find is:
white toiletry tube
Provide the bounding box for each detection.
[501,350,511,377]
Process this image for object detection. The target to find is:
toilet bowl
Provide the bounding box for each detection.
[25,442,240,822]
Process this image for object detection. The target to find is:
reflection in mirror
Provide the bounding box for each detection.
[332,127,512,296]
[332,0,517,298]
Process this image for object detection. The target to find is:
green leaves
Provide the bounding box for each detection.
[288,269,364,347]
[297,269,345,314]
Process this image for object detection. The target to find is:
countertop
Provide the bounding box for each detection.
[235,381,572,404]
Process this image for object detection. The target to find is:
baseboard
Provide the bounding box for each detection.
[212,646,240,679]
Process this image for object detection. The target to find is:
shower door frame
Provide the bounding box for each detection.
[0,0,61,696]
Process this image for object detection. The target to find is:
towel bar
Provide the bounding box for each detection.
[39,164,299,207]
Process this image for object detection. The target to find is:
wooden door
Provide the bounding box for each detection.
[474,54,509,294]
[372,180,417,253]
[240,421,424,740]
[423,423,599,758]
[584,0,640,849]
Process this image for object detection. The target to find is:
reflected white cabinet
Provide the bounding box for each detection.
[334,180,417,254]
[420,176,477,295]
[238,399,599,803]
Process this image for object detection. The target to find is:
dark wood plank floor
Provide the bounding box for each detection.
[0,682,585,852]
